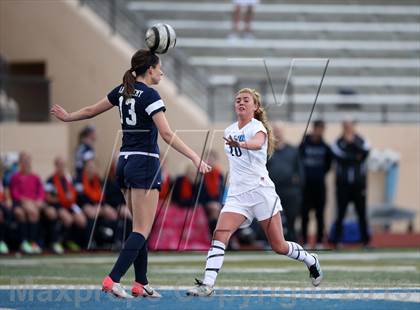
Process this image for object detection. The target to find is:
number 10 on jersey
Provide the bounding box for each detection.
[230,146,242,157]
[119,96,137,126]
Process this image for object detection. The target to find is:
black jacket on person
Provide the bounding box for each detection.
[299,135,333,185]
[267,143,304,196]
[331,134,370,187]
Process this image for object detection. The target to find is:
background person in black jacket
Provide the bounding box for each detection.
[300,120,332,248]
[331,120,371,247]
[267,123,304,242]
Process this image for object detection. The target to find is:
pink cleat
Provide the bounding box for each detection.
[131,281,144,297]
[132,281,162,298]
[102,276,133,299]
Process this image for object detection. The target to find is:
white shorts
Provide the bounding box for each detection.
[233,0,259,7]
[221,186,282,228]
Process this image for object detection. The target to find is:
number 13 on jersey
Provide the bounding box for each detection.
[119,96,137,125]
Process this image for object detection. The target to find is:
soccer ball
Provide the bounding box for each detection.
[145,23,177,54]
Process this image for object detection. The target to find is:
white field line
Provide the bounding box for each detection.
[1,277,418,288]
[1,285,419,301]
[1,285,420,291]
[3,265,413,274]
[220,293,420,303]
[0,252,419,266]
[219,280,420,287]
[145,266,418,273]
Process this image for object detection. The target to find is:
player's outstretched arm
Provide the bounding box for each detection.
[50,97,114,122]
[152,111,211,174]
[224,131,266,150]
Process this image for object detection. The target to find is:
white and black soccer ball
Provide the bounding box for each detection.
[145,23,176,54]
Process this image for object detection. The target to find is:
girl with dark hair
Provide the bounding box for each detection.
[51,49,211,298]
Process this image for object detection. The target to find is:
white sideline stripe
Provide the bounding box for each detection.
[127,2,420,15]
[0,252,419,265]
[178,38,420,50]
[147,266,417,273]
[0,265,417,274]
[189,57,420,68]
[148,20,420,33]
[1,284,420,302]
[1,285,419,291]
[220,293,420,302]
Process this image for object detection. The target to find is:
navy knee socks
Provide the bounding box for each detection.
[109,232,146,283]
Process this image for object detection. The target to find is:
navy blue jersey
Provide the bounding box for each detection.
[107,82,166,154]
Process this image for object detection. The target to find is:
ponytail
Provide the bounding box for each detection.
[122,69,136,98]
[237,88,275,158]
[122,49,160,98]
[255,106,275,158]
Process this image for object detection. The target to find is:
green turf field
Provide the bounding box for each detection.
[1,250,419,288]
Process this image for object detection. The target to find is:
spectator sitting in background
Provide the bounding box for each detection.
[45,156,87,252]
[300,120,333,249]
[104,157,132,247]
[0,162,11,254]
[229,0,259,40]
[267,123,304,242]
[200,150,225,235]
[158,160,172,202]
[2,154,18,187]
[74,125,96,178]
[172,165,199,208]
[9,152,44,254]
[75,159,117,247]
[331,119,371,248]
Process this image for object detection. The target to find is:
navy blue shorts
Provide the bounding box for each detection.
[116,154,161,190]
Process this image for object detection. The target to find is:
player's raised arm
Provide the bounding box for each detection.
[152,111,211,174]
[50,97,114,122]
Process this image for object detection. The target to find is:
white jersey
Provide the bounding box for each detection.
[224,118,275,196]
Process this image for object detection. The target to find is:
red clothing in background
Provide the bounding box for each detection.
[0,182,4,202]
[9,172,45,202]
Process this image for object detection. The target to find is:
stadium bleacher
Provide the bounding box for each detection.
[126,0,420,122]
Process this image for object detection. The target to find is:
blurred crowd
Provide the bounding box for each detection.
[0,120,371,255]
